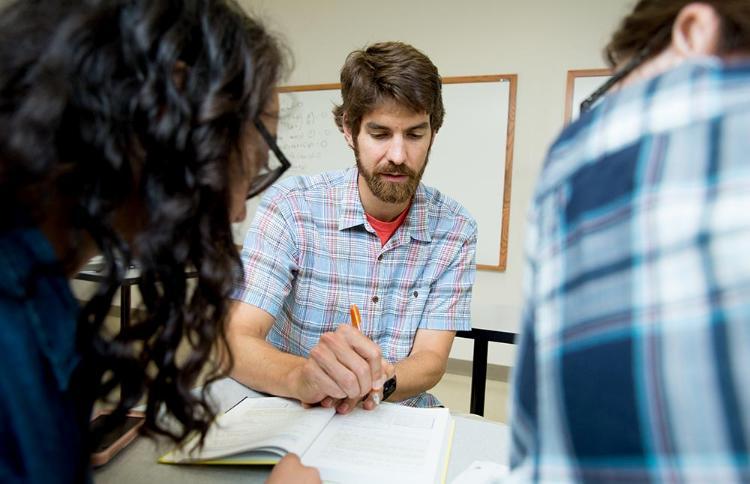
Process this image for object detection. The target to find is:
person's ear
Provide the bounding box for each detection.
[671,3,723,57]
[342,114,355,149]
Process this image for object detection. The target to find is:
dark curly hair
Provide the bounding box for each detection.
[0,0,286,449]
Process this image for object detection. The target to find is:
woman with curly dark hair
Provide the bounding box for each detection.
[0,0,318,482]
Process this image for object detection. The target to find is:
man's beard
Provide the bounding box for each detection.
[354,145,430,204]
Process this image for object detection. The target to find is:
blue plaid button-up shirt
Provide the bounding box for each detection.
[233,168,477,407]
[509,58,750,482]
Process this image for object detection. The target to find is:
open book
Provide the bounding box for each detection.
[160,396,454,484]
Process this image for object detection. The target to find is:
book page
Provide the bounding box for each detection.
[301,403,452,484]
[161,397,335,463]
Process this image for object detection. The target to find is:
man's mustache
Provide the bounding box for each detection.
[376,166,415,177]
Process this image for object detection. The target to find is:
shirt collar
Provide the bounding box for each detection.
[337,167,432,242]
[402,183,432,242]
[337,168,366,231]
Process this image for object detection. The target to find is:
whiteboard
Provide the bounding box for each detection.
[564,68,613,124]
[233,75,517,271]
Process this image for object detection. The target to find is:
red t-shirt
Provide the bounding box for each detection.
[365,205,410,246]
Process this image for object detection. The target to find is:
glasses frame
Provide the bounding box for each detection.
[246,118,292,199]
[579,23,673,115]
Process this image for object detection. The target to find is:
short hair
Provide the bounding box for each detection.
[0,0,285,445]
[333,41,444,139]
[606,0,750,67]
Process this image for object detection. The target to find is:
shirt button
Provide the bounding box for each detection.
[377,255,383,261]
[413,291,419,298]
[372,296,379,303]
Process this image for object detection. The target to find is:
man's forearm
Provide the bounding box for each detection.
[389,350,447,403]
[228,334,307,399]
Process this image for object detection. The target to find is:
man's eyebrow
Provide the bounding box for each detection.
[406,122,430,131]
[365,122,389,130]
[364,121,430,130]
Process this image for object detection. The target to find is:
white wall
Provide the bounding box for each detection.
[238,0,635,366]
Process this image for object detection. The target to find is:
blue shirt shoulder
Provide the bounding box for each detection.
[0,227,88,483]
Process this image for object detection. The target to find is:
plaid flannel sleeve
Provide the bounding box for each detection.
[421,227,477,331]
[231,188,299,318]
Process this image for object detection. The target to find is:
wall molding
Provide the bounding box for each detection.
[446,358,511,383]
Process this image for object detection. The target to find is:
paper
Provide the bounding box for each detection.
[302,404,452,483]
[161,397,334,463]
[160,397,453,484]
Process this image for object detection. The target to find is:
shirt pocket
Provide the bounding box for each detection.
[381,283,430,361]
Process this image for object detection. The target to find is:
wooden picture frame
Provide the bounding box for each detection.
[564,68,613,124]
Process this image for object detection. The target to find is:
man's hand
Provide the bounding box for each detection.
[317,358,395,414]
[266,454,320,484]
[318,328,456,412]
[292,324,387,407]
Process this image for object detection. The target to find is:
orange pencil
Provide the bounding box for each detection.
[349,304,362,330]
[349,304,381,405]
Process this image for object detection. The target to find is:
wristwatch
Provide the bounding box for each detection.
[382,375,397,401]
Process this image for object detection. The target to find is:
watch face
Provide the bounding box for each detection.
[382,375,397,401]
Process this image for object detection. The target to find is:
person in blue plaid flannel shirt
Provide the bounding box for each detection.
[508,1,750,483]
[227,42,478,415]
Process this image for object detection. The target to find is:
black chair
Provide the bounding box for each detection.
[74,263,197,330]
[74,265,142,329]
[455,328,516,416]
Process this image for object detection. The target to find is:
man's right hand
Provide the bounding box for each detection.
[291,324,387,405]
[315,357,395,414]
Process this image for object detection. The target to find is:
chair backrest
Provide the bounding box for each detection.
[455,329,516,416]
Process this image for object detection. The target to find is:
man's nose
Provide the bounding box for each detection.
[386,136,407,165]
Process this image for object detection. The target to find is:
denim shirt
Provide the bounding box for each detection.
[0,227,90,483]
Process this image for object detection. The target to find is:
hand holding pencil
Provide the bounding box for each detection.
[305,303,391,414]
[349,304,389,407]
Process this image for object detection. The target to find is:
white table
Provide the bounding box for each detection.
[94,378,508,483]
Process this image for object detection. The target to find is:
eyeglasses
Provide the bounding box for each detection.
[580,23,673,115]
[246,118,292,199]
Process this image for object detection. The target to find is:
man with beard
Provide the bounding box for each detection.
[227,42,477,413]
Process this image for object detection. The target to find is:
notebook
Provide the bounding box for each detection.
[159,396,454,484]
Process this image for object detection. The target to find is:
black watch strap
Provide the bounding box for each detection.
[382,375,397,401]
